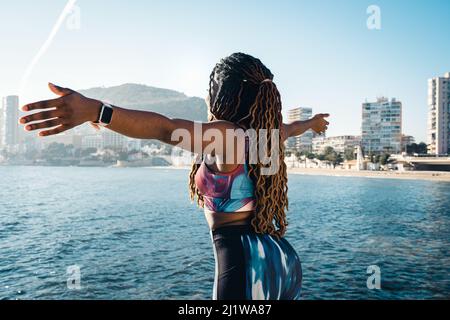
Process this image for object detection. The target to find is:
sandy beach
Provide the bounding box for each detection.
[287,167,450,182]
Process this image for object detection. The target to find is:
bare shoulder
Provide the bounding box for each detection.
[206,120,288,140]
[203,120,242,132]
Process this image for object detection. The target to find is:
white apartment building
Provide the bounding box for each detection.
[312,135,361,154]
[81,133,139,151]
[101,131,126,150]
[286,107,314,152]
[361,97,402,154]
[81,134,103,150]
[127,138,142,152]
[428,72,450,155]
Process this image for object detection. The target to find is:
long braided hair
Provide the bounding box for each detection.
[188,53,289,238]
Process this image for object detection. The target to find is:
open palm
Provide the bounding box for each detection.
[19,83,101,136]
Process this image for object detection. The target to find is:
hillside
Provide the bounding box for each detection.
[79,83,208,122]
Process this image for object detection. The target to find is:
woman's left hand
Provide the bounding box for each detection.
[19,83,102,137]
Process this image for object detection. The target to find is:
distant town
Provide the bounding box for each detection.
[1,73,449,171]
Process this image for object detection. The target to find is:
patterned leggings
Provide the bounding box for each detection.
[210,225,302,300]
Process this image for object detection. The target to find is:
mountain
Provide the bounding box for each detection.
[79,83,208,122]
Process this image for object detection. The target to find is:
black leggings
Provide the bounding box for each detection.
[211,225,302,300]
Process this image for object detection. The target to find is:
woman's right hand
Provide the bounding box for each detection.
[310,113,330,135]
[19,83,102,137]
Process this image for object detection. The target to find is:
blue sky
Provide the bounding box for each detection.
[1,0,449,142]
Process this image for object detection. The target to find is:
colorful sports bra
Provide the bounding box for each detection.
[194,136,256,213]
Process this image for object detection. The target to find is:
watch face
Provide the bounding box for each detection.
[101,105,114,124]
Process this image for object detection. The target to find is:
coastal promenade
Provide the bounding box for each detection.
[288,167,450,182]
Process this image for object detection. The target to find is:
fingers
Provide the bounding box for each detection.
[38,124,70,137]
[19,109,62,124]
[315,122,329,135]
[318,118,329,126]
[21,97,63,112]
[21,82,75,111]
[25,118,62,132]
[320,114,330,124]
[48,83,74,96]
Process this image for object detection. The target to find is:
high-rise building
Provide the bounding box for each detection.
[1,96,20,148]
[286,107,314,152]
[361,97,402,154]
[427,72,450,155]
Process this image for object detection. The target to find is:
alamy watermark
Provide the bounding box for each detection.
[67,265,81,290]
[367,5,381,30]
[366,265,381,290]
[66,4,81,31]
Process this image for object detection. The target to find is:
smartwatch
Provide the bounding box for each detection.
[96,103,114,126]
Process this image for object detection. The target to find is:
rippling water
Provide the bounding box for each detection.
[0,166,449,300]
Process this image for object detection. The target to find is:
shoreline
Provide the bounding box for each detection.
[3,164,450,182]
[287,167,450,182]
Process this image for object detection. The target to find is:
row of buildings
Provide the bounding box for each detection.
[285,99,410,156]
[286,72,450,156]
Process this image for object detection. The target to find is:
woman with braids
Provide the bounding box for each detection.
[19,53,329,300]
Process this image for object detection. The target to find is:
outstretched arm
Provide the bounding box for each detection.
[283,113,330,140]
[19,83,238,155]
